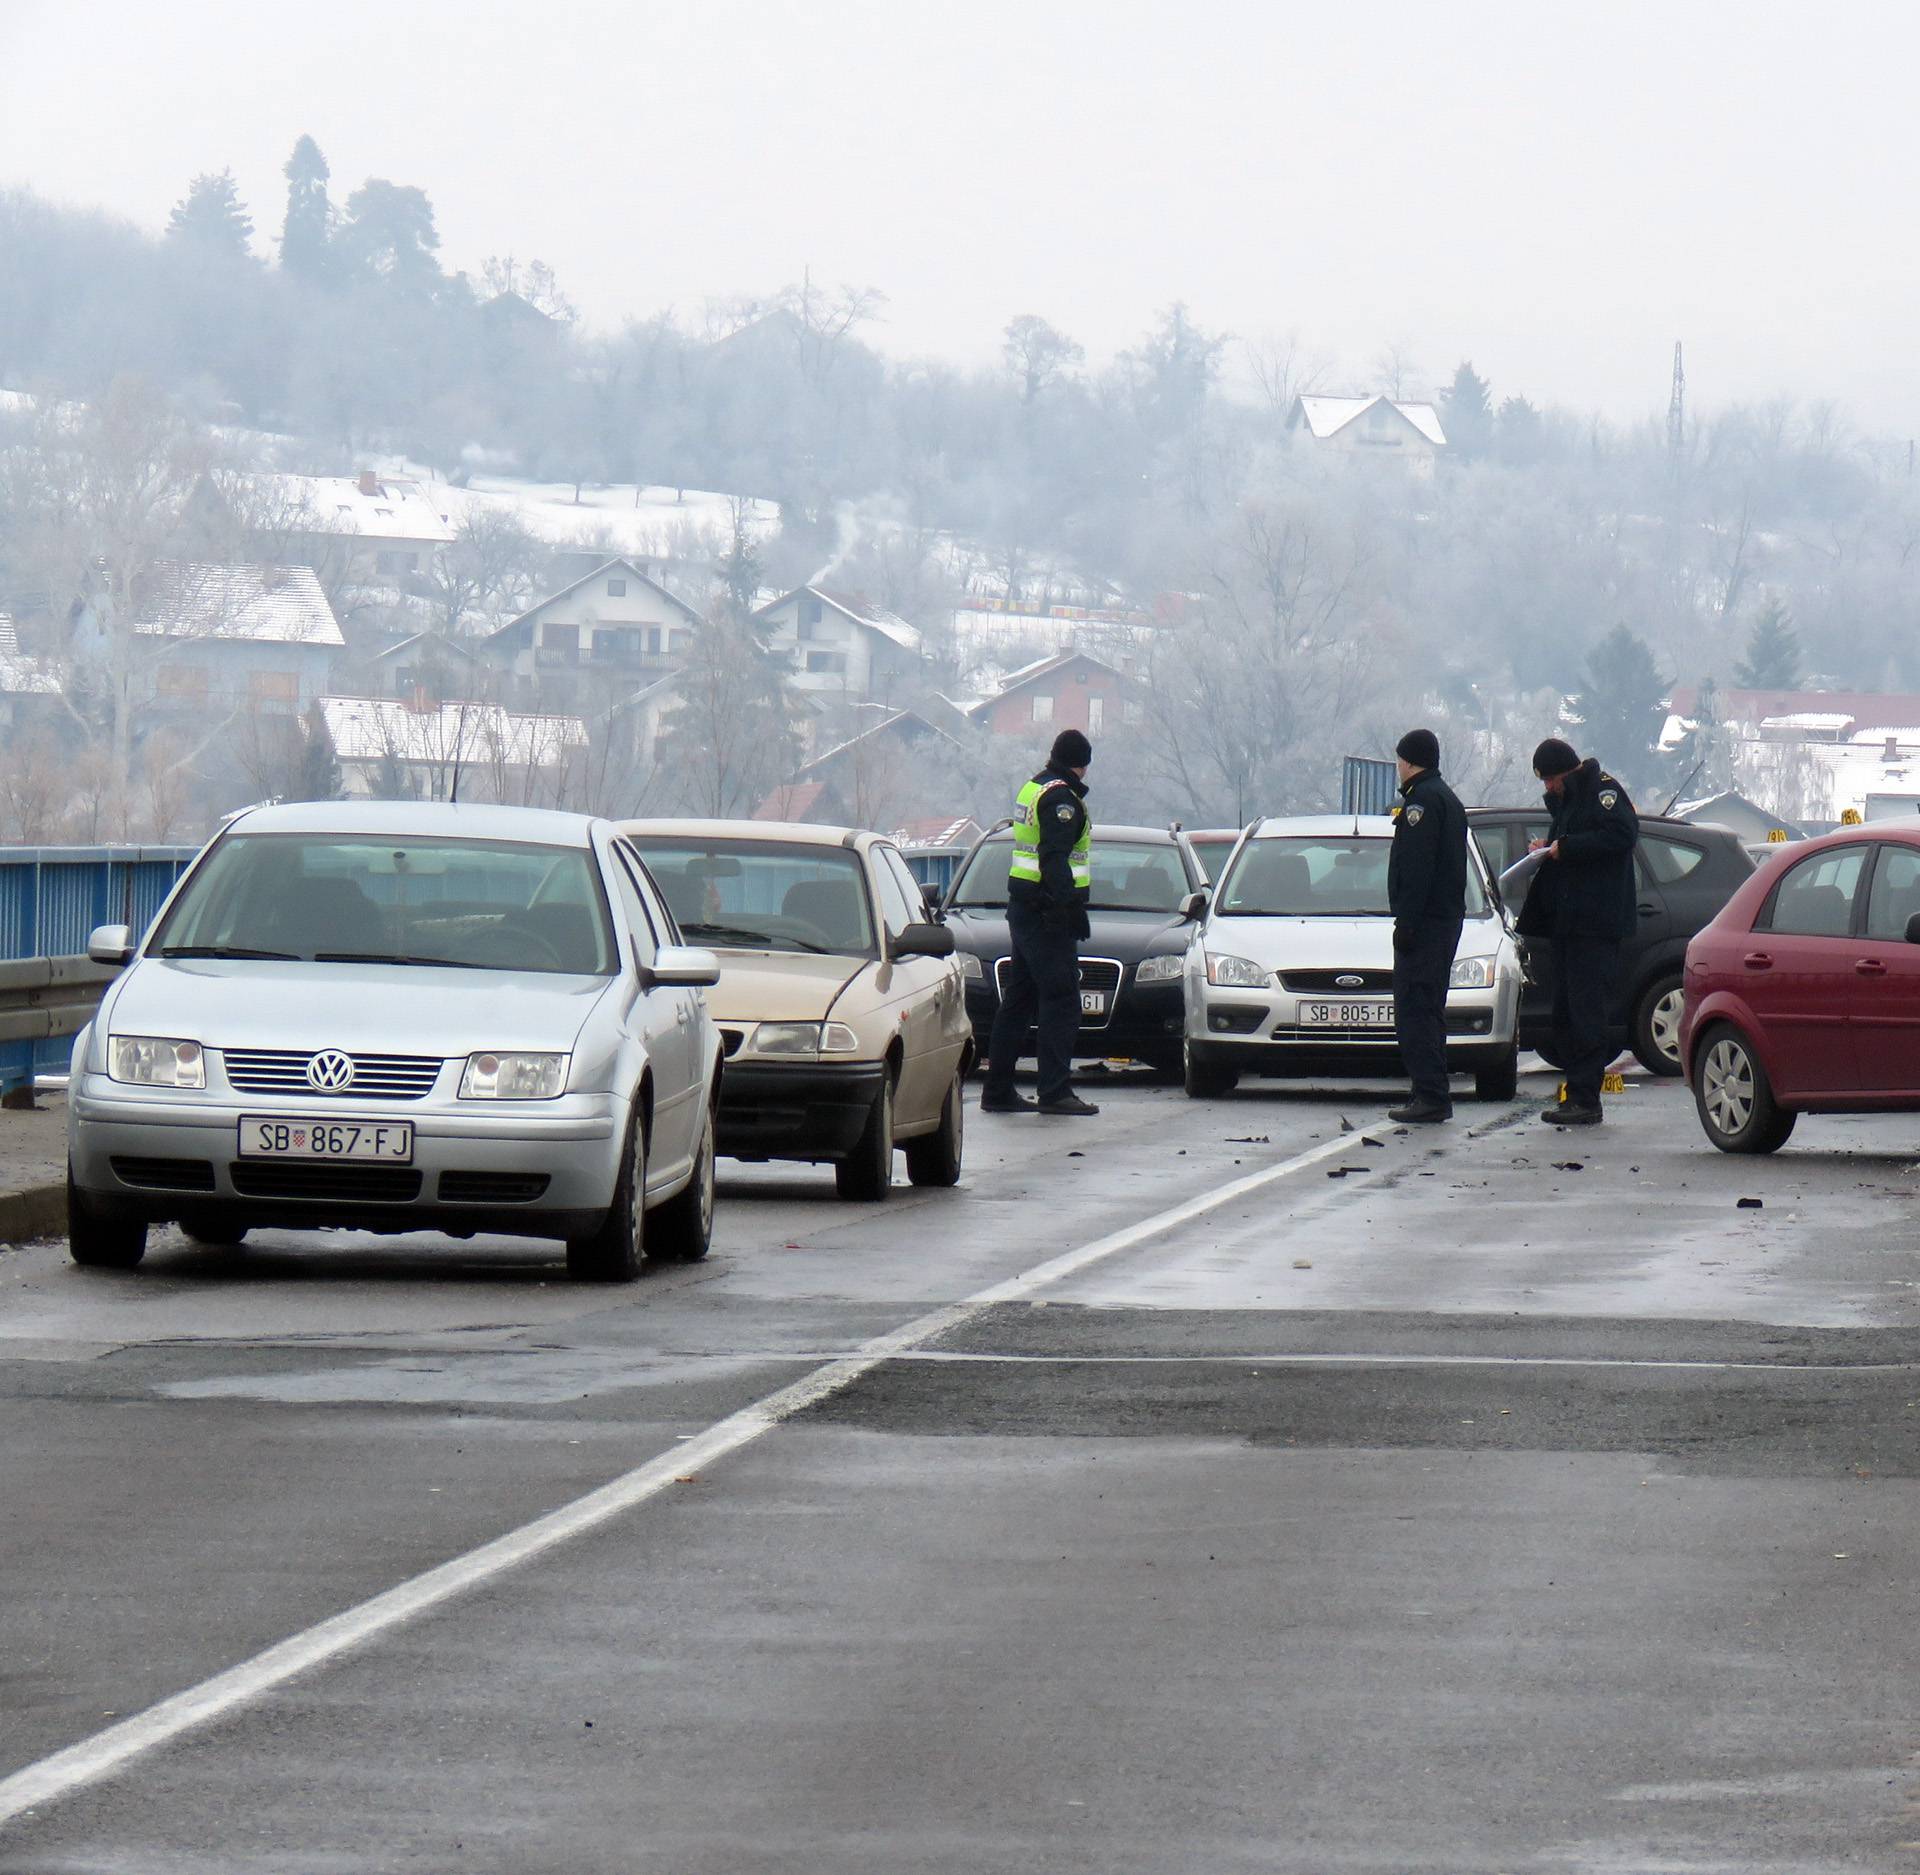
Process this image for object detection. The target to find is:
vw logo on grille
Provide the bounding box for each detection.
[307,1049,356,1091]
[1335,974,1365,989]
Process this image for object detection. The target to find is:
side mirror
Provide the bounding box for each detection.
[920,886,944,919]
[1180,890,1209,923]
[88,924,134,967]
[892,921,956,959]
[1905,912,1920,946]
[647,944,722,988]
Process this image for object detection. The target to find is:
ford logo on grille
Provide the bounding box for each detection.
[307,1049,356,1091]
[1334,974,1365,989]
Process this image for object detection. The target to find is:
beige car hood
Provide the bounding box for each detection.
[702,949,872,1022]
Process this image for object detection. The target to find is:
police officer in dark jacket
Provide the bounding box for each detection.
[981,728,1099,1116]
[1515,738,1640,1126]
[1386,728,1469,1124]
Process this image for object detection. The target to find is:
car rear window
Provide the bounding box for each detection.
[152,833,616,974]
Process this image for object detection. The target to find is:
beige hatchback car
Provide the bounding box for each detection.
[623,820,974,1200]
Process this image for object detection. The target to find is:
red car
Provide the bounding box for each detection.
[1680,825,1920,1152]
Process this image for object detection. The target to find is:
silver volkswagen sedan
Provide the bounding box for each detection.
[66,800,722,1281]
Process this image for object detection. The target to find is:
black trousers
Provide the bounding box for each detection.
[1392,919,1462,1105]
[985,901,1080,1103]
[1551,935,1623,1107]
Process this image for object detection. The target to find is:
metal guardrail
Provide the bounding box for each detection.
[0,846,201,1098]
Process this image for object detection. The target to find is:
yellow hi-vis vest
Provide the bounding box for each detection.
[1009,775,1092,890]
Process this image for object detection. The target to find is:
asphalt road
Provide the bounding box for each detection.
[3,1062,1919,1871]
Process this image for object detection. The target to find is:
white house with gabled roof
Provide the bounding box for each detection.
[1288,395,1447,472]
[483,556,704,703]
[754,585,923,702]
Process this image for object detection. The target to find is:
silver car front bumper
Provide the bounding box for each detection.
[69,1075,624,1240]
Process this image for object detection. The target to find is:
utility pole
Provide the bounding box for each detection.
[1667,341,1686,465]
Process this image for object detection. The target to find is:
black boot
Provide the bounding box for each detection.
[1387,1096,1452,1124]
[1037,1092,1100,1116]
[980,1090,1037,1114]
[1542,1101,1601,1126]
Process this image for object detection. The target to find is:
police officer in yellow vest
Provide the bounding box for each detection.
[981,728,1099,1116]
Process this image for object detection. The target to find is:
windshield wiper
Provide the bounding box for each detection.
[157,944,298,960]
[311,951,487,969]
[679,921,777,946]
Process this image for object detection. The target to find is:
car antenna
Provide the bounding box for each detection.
[1660,757,1705,818]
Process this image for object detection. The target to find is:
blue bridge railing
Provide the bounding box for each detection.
[0,846,202,1095]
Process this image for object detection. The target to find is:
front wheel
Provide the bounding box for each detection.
[67,1165,146,1270]
[1631,972,1687,1077]
[1473,1046,1520,1102]
[1183,1038,1239,1098]
[651,1106,715,1262]
[836,1073,895,1201]
[905,1068,965,1188]
[180,1215,247,1248]
[1693,1026,1796,1154]
[568,1104,647,1281]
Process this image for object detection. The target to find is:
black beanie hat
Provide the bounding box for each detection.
[1050,727,1093,768]
[1532,737,1580,778]
[1395,728,1440,769]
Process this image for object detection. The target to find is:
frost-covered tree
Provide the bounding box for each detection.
[1002,314,1084,406]
[279,135,333,282]
[292,703,343,801]
[1441,361,1494,456]
[165,170,253,261]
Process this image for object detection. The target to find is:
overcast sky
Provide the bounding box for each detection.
[4,0,1918,429]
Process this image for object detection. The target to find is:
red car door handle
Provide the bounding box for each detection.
[1856,958,1888,976]
[1743,952,1773,969]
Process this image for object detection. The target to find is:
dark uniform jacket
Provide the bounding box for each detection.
[1009,762,1091,938]
[1387,767,1469,938]
[1515,758,1640,942]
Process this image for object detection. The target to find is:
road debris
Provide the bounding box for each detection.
[1738,1197,1763,1209]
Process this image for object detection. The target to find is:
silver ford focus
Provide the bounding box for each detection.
[66,800,723,1281]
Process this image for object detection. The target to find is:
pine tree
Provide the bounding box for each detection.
[1734,601,1802,690]
[1440,361,1493,455]
[1571,623,1668,790]
[292,701,342,801]
[336,180,442,293]
[164,170,254,261]
[279,135,333,283]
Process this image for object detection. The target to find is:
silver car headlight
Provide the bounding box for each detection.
[1134,953,1185,983]
[459,1052,569,1099]
[1448,955,1497,989]
[1205,952,1269,988]
[956,952,984,980]
[108,1036,206,1089]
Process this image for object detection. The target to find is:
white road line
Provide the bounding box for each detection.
[0,1120,1390,1828]
[838,1350,1920,1374]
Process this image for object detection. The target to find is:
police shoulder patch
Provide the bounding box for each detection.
[1600,789,1619,810]
[1055,802,1077,821]
[1404,805,1423,825]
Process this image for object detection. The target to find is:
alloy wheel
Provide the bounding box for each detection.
[1649,987,1685,1067]
[1702,1038,1755,1135]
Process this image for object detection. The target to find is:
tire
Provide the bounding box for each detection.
[67,1164,146,1270]
[650,1103,716,1263]
[905,1068,965,1188]
[180,1216,248,1247]
[835,1071,895,1201]
[1473,1046,1520,1102]
[1693,1025,1797,1155]
[568,1102,647,1281]
[1183,1037,1239,1098]
[1145,1048,1185,1085]
[1631,972,1687,1077]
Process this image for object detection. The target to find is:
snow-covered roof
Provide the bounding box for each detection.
[1849,725,1920,744]
[256,472,458,545]
[320,696,585,766]
[891,816,984,850]
[134,563,344,648]
[1292,394,1447,447]
[1763,712,1854,731]
[371,630,482,666]
[492,557,702,638]
[759,586,922,653]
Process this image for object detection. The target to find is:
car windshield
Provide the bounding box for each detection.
[1186,835,1240,882]
[1218,835,1489,918]
[628,838,876,955]
[151,833,617,973]
[949,838,1189,912]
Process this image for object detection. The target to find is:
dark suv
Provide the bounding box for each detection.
[1468,808,1755,1075]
